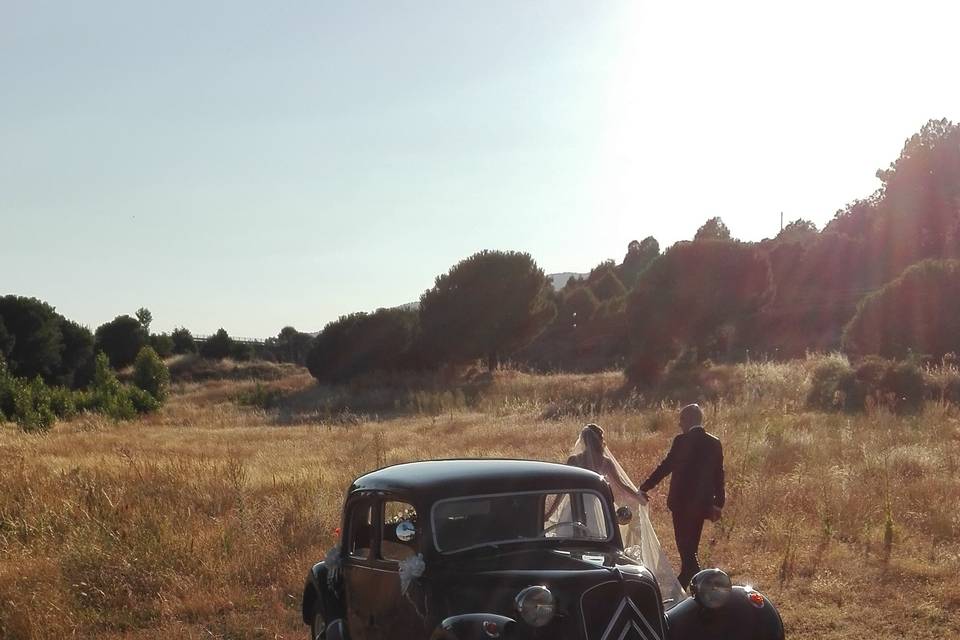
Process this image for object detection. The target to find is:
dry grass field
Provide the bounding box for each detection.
[1,357,958,639]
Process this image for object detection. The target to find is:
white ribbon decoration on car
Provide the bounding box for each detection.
[398,553,426,594]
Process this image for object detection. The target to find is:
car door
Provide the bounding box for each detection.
[342,495,380,638]
[367,496,430,640]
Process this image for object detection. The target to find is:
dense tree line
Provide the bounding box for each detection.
[6,118,959,395]
[299,118,960,385]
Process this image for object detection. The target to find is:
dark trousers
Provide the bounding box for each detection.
[672,510,705,588]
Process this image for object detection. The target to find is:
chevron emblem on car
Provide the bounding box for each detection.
[599,596,662,640]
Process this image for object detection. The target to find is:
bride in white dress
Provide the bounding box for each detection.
[566,424,686,608]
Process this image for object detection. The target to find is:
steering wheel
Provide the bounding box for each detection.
[542,521,591,536]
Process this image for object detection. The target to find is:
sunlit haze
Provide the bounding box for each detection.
[3,0,958,336]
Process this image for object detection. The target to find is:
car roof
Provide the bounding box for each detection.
[349,458,611,501]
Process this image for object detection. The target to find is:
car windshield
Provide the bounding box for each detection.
[432,490,611,553]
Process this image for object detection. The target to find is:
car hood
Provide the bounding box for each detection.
[440,546,633,573]
[428,548,664,638]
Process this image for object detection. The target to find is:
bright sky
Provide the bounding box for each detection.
[3,1,958,337]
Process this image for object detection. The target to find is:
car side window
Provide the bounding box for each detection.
[347,501,374,559]
[380,500,418,562]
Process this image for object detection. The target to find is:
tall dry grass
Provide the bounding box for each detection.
[1,358,958,639]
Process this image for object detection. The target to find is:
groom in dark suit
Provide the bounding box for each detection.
[639,404,725,588]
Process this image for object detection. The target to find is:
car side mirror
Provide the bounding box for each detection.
[616,506,633,525]
[396,520,417,543]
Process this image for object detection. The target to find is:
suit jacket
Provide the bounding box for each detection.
[639,427,725,518]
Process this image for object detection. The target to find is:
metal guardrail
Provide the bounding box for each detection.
[192,334,266,346]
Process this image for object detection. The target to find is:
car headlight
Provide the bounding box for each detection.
[515,585,555,627]
[690,569,732,609]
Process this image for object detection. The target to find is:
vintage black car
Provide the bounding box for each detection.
[302,459,784,640]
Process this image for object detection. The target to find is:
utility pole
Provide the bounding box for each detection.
[780,211,784,232]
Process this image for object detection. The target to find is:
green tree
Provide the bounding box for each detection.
[0,316,13,359]
[843,259,960,359]
[561,287,599,327]
[590,270,627,302]
[135,307,153,333]
[694,217,733,241]
[132,346,170,401]
[0,295,63,381]
[775,219,818,244]
[418,250,556,370]
[95,315,148,369]
[306,308,418,384]
[200,328,234,360]
[626,241,772,383]
[273,326,314,364]
[755,233,876,357]
[826,119,960,278]
[619,237,660,287]
[171,327,197,354]
[56,319,95,388]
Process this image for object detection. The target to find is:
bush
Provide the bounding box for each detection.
[90,352,160,420]
[14,377,56,432]
[656,351,745,404]
[150,333,175,358]
[128,386,161,414]
[171,327,197,354]
[807,358,857,411]
[200,329,234,360]
[807,355,928,414]
[880,360,927,414]
[230,342,253,362]
[132,346,170,401]
[48,385,78,419]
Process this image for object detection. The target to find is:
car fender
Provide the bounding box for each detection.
[666,586,784,640]
[303,561,346,626]
[430,613,518,640]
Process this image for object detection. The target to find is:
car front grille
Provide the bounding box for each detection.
[578,578,666,640]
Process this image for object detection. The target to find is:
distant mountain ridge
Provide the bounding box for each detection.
[548,272,588,290]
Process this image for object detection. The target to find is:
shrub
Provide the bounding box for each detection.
[150,333,175,358]
[808,355,928,414]
[14,377,56,432]
[230,342,253,362]
[656,351,745,403]
[90,353,159,420]
[128,386,161,414]
[200,329,234,360]
[880,360,927,414]
[807,358,856,411]
[48,385,78,419]
[171,327,197,354]
[133,346,170,401]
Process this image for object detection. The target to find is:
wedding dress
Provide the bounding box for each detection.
[569,432,686,609]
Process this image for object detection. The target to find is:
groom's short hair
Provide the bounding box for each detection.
[679,404,703,428]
